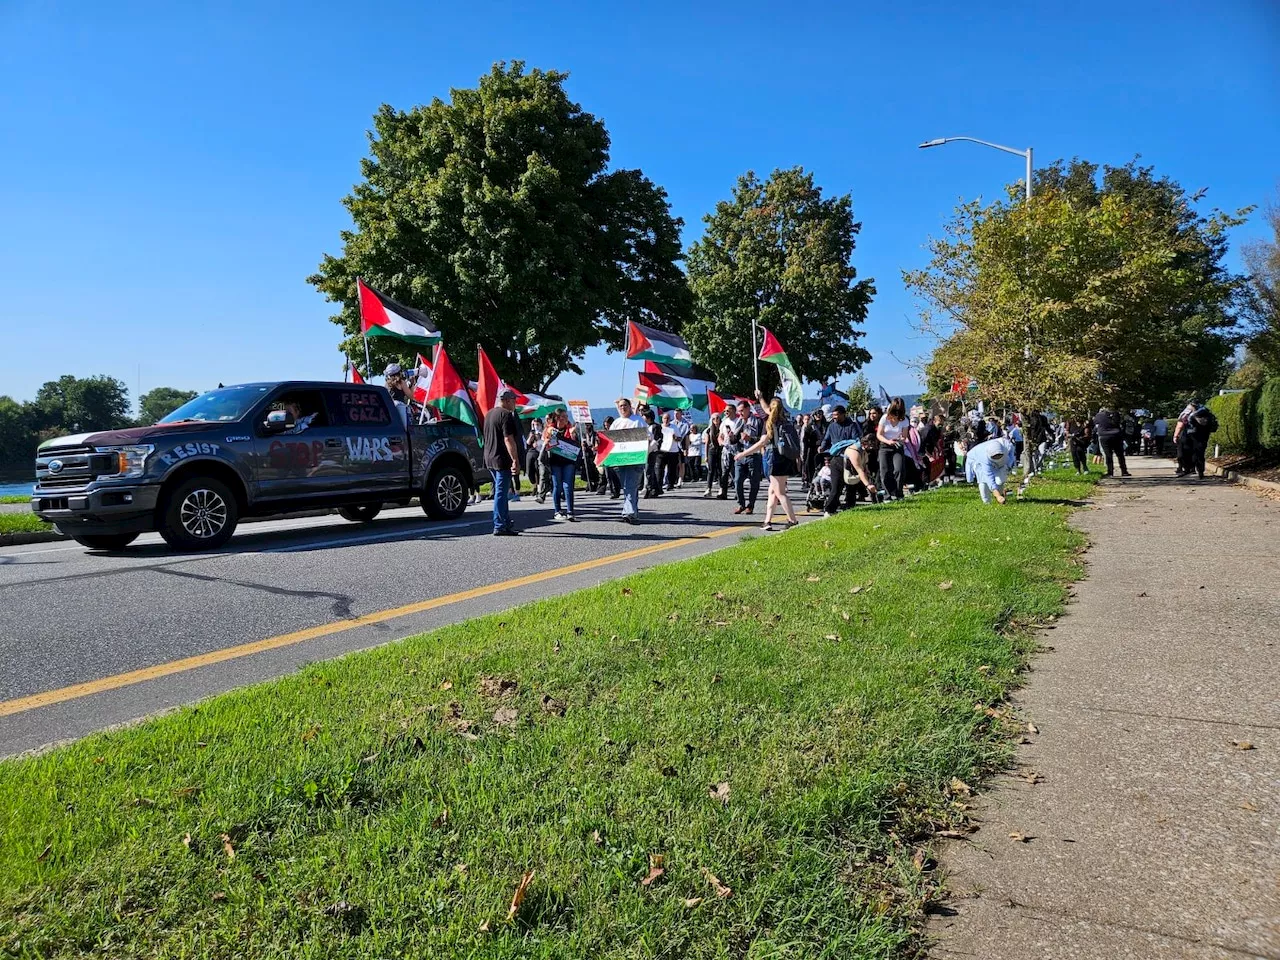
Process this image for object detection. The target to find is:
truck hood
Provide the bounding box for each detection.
[39,421,229,450]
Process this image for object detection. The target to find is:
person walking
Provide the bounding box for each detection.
[1173,401,1217,479]
[543,409,580,522]
[702,413,722,498]
[483,389,523,536]
[609,398,645,524]
[524,419,543,498]
[1092,406,1131,478]
[1065,417,1091,475]
[668,409,690,488]
[731,398,764,515]
[1152,414,1169,456]
[600,415,622,499]
[643,409,664,498]
[820,405,862,513]
[876,397,909,501]
[734,398,800,531]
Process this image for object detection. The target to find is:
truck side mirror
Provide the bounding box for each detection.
[263,409,295,434]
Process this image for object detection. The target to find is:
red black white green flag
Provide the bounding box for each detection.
[643,359,715,409]
[346,358,365,384]
[423,344,478,427]
[757,327,803,409]
[357,279,441,348]
[706,389,728,416]
[412,351,434,405]
[635,371,693,410]
[595,428,650,468]
[625,320,693,368]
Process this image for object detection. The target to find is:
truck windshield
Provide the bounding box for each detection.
[159,386,272,424]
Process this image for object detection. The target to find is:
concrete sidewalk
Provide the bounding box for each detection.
[931,457,1280,959]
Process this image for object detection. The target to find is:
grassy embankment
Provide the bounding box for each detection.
[0,470,1097,958]
[0,512,49,535]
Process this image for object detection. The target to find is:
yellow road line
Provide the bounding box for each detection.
[0,525,744,718]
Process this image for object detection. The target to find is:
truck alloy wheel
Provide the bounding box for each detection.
[180,488,229,539]
[158,476,240,550]
[423,464,468,520]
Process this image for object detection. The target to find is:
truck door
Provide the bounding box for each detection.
[322,386,408,497]
[253,387,352,503]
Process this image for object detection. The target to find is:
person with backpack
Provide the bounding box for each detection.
[1174,400,1217,479]
[734,398,799,531]
[1092,406,1132,478]
[876,397,910,501]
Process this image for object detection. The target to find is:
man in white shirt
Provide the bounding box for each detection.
[609,397,646,524]
[1152,415,1169,456]
[669,409,691,488]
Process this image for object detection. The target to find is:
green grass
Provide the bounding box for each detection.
[0,470,1096,959]
[0,512,50,535]
[0,494,31,504]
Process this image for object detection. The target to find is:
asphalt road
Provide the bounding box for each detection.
[0,483,798,756]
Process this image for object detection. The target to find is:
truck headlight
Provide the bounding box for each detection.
[98,444,155,478]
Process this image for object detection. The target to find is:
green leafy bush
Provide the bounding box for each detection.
[1206,390,1258,454]
[1258,378,1280,451]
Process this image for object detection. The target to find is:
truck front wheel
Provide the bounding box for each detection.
[158,476,239,550]
[422,463,469,520]
[71,533,139,551]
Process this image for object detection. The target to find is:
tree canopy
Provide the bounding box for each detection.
[684,167,875,398]
[1241,188,1279,374]
[905,159,1248,415]
[309,61,692,391]
[139,387,199,425]
[31,375,132,434]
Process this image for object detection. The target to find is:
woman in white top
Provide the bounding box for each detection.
[876,397,909,501]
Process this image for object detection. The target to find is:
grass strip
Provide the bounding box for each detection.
[0,470,1096,958]
[0,513,49,534]
[0,494,31,505]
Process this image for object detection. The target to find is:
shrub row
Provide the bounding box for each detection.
[1207,377,1280,454]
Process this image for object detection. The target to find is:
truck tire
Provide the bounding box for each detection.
[422,463,469,520]
[71,533,139,551]
[338,504,382,522]
[158,476,239,550]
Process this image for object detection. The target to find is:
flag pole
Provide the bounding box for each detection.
[363,334,373,385]
[751,318,759,393]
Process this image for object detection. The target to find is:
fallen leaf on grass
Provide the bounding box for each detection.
[591,830,604,845]
[684,897,703,909]
[977,665,991,675]
[360,752,380,765]
[949,777,972,797]
[873,524,882,530]
[929,539,940,547]
[438,681,453,691]
[478,920,492,933]
[848,585,863,594]
[709,782,731,806]
[713,591,725,600]
[641,854,665,887]
[35,844,52,863]
[621,587,633,596]
[912,847,927,871]
[493,707,519,728]
[195,741,208,749]
[806,575,822,582]
[507,870,535,920]
[938,580,954,590]
[181,833,192,850]
[173,785,202,799]
[824,634,840,642]
[210,891,227,902]
[432,808,450,828]
[701,868,733,899]
[220,834,236,861]
[300,726,320,743]
[935,830,970,839]
[454,863,468,875]
[711,673,722,684]
[1008,832,1033,843]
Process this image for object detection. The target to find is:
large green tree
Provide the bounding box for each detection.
[138,387,199,425]
[905,159,1248,414]
[684,167,874,398]
[31,375,132,434]
[309,62,692,391]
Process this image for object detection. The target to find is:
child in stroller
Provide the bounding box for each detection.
[806,457,833,512]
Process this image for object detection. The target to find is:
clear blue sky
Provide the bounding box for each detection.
[1,0,1276,410]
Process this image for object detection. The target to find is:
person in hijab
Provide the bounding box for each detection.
[964,435,1017,505]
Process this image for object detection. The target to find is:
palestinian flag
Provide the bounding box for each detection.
[412,351,434,404]
[706,389,728,416]
[517,392,566,420]
[635,371,692,410]
[423,344,478,427]
[595,428,650,468]
[357,279,441,348]
[643,359,715,409]
[346,358,365,385]
[757,327,803,409]
[626,320,693,368]
[475,346,504,418]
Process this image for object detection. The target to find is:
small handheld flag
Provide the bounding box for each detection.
[757,328,803,409]
[595,427,651,468]
[423,344,479,428]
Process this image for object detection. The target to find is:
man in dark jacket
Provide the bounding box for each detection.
[1092,407,1131,478]
[820,405,862,513]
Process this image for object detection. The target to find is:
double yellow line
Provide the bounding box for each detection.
[0,525,743,718]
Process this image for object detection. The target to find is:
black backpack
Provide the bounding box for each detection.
[1191,408,1218,434]
[775,420,802,460]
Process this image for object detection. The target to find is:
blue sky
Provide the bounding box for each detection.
[0,0,1276,410]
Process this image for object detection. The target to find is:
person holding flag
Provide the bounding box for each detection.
[596,398,648,525]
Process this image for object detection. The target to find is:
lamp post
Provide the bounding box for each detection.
[918,137,1033,201]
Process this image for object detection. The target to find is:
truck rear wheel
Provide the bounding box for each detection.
[71,533,139,551]
[158,476,239,550]
[338,504,382,522]
[422,463,468,520]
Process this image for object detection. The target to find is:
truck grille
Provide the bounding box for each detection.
[35,445,119,489]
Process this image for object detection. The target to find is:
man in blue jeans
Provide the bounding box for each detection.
[483,389,524,535]
[609,397,645,525]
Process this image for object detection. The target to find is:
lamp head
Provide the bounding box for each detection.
[918,138,947,149]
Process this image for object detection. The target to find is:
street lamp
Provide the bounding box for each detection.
[918,137,1033,201]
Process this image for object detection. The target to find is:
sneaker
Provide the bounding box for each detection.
[701,489,713,498]
[567,514,578,522]
[676,480,684,488]
[493,528,520,537]
[623,515,639,525]
[509,492,522,502]
[554,511,569,520]
[821,511,835,518]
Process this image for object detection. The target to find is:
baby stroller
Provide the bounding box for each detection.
[805,459,833,512]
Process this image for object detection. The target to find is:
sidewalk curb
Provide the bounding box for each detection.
[1207,463,1280,494]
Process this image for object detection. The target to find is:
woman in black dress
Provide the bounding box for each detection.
[734,398,800,531]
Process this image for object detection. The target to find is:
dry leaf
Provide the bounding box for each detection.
[806,575,821,582]
[36,843,52,863]
[591,830,604,845]
[454,863,469,875]
[210,891,227,902]
[438,681,453,691]
[173,785,202,798]
[840,611,851,621]
[929,538,940,547]
[1240,799,1260,812]
[912,847,927,871]
[713,592,725,600]
[195,741,208,749]
[478,920,492,933]
[621,587,633,596]
[641,854,665,887]
[849,586,863,594]
[938,580,954,590]
[360,752,380,765]
[1025,722,1039,735]
[977,665,991,675]
[432,808,450,828]
[181,833,192,850]
[935,829,970,839]
[684,897,703,909]
[1008,832,1033,843]
[1019,771,1044,785]
[873,524,882,530]
[824,633,840,642]
[702,868,733,899]
[300,726,320,743]
[493,707,519,728]
[950,777,972,797]
[220,833,236,860]
[1231,740,1255,751]
[709,782,731,806]
[507,870,534,920]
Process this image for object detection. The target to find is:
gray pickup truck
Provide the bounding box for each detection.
[32,381,485,551]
